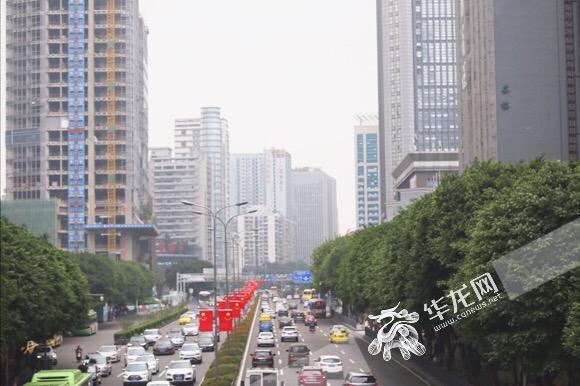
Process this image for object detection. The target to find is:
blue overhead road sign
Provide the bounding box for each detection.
[292,271,312,284]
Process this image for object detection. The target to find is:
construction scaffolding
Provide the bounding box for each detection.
[564,0,578,160]
[67,0,86,251]
[106,0,118,256]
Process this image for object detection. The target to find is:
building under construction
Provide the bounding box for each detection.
[5,0,156,264]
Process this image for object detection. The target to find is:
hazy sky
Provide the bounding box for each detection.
[139,0,378,233]
[0,0,378,234]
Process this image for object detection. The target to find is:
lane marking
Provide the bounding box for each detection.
[301,338,305,342]
[278,359,282,365]
[334,344,338,348]
[117,373,123,378]
[280,369,284,375]
[277,350,280,355]
[340,350,345,355]
[349,359,355,364]
[327,383,330,386]
[158,369,166,377]
[359,368,364,373]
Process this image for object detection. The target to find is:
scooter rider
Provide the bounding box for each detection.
[75,345,83,362]
[308,319,316,333]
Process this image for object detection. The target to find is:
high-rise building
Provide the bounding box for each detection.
[354,114,381,228]
[230,153,266,210]
[456,0,580,168]
[230,149,291,216]
[236,206,296,272]
[150,147,211,263]
[290,167,338,262]
[4,0,156,263]
[377,0,460,220]
[175,107,229,266]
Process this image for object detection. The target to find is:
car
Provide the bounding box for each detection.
[259,321,274,333]
[278,316,293,328]
[329,327,349,344]
[153,340,175,355]
[34,345,58,366]
[165,360,196,385]
[147,382,171,386]
[142,329,161,346]
[257,332,275,347]
[179,343,202,364]
[277,309,289,317]
[179,314,193,325]
[259,313,272,323]
[294,312,305,324]
[86,361,102,385]
[343,372,378,386]
[127,336,148,350]
[288,302,298,310]
[84,353,112,377]
[123,361,151,385]
[181,323,199,336]
[46,334,63,348]
[280,326,299,342]
[293,294,300,299]
[125,346,147,365]
[98,345,121,363]
[166,330,185,348]
[136,354,160,374]
[251,349,275,368]
[287,344,310,367]
[298,366,327,386]
[315,355,343,378]
[198,333,215,352]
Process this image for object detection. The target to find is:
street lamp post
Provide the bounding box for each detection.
[182,200,251,380]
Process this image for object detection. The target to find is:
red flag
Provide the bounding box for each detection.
[198,309,213,332]
[217,300,227,310]
[218,309,233,332]
[231,300,241,318]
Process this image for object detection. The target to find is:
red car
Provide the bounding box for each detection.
[298,366,327,386]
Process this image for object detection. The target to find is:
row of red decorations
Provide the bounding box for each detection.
[198,280,260,333]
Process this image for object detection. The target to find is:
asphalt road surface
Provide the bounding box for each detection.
[240,298,427,386]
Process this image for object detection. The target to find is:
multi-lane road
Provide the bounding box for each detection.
[53,305,225,385]
[241,296,427,386]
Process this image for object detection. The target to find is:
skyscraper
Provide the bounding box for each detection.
[354,114,381,228]
[230,149,291,216]
[175,107,229,266]
[456,0,580,167]
[5,0,155,262]
[290,167,338,262]
[150,147,212,263]
[377,0,460,220]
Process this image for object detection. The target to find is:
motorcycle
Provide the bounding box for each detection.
[309,324,316,333]
[75,350,83,362]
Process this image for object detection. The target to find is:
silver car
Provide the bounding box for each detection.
[97,345,121,363]
[142,329,161,346]
[125,346,146,366]
[136,353,160,374]
[166,330,185,348]
[181,323,198,336]
[85,353,112,377]
[179,343,202,364]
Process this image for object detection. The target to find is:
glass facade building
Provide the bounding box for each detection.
[354,115,381,228]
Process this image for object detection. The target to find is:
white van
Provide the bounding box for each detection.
[240,368,284,386]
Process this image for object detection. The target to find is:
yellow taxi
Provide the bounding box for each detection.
[46,334,63,348]
[329,326,349,344]
[259,313,272,323]
[179,314,193,325]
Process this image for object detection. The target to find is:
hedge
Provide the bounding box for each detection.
[201,298,258,386]
[113,305,188,344]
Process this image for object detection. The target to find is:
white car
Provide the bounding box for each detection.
[166,330,185,348]
[181,323,199,336]
[257,332,275,347]
[280,326,299,342]
[142,329,161,345]
[136,354,159,374]
[97,345,121,363]
[165,360,196,385]
[123,361,152,385]
[330,325,347,334]
[125,346,146,366]
[179,343,202,364]
[316,355,344,378]
[85,353,112,377]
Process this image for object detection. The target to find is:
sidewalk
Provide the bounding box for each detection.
[337,319,472,386]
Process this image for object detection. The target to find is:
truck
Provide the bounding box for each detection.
[24,369,94,386]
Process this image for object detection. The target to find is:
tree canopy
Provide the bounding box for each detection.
[311,160,580,384]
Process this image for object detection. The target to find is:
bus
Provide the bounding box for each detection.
[198,290,212,308]
[24,369,93,386]
[310,298,327,318]
[70,309,98,336]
